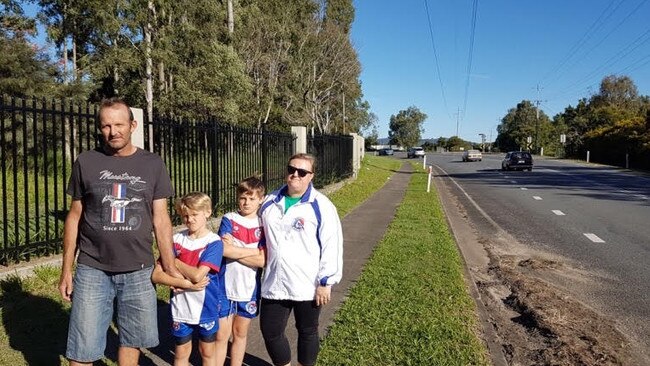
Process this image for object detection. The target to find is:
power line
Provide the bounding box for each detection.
[461,0,479,120]
[540,0,626,86]
[423,0,451,119]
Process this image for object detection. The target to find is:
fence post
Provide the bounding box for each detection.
[131,107,145,150]
[291,126,307,154]
[587,150,590,163]
[349,132,362,176]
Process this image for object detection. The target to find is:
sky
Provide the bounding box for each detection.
[351,0,650,142]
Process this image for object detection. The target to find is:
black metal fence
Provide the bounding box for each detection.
[0,96,99,263]
[144,117,295,221]
[308,133,354,187]
[1,96,355,264]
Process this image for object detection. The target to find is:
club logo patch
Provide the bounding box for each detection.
[200,321,216,331]
[172,322,181,331]
[292,218,305,230]
[255,228,262,239]
[245,301,258,314]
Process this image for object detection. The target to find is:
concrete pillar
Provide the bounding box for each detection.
[291,126,307,154]
[349,133,364,176]
[131,107,145,150]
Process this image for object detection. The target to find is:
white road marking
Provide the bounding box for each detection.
[552,210,565,216]
[584,233,605,243]
[533,196,543,200]
[520,187,528,190]
[510,180,517,184]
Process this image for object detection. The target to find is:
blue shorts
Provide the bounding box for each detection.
[223,299,260,319]
[66,264,158,363]
[172,320,218,344]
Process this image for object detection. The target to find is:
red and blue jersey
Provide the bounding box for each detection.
[170,230,223,324]
[218,212,265,302]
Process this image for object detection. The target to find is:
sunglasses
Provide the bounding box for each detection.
[287,165,313,177]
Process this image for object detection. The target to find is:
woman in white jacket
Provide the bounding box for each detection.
[258,153,343,366]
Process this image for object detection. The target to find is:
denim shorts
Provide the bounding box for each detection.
[66,264,158,362]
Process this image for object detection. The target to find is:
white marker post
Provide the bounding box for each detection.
[427,165,433,193]
[423,155,427,169]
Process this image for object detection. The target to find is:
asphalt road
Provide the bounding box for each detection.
[406,151,650,356]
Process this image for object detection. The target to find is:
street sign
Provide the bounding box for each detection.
[560,134,566,143]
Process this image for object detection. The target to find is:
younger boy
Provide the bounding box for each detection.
[152,192,223,366]
[215,176,266,366]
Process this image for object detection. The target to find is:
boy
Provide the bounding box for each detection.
[152,192,223,366]
[215,176,267,366]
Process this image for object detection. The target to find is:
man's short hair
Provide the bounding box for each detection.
[98,97,134,122]
[236,176,266,198]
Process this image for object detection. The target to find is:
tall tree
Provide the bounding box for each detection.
[388,106,426,148]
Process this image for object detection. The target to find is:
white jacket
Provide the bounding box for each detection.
[260,183,343,301]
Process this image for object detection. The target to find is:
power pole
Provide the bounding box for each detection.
[533,84,547,154]
[454,107,461,137]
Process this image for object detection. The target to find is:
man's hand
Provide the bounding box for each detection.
[59,271,73,301]
[315,285,332,306]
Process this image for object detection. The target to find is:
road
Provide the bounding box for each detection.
[415,151,650,361]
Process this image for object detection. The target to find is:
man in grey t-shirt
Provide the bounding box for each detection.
[58,98,182,366]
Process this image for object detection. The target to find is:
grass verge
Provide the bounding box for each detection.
[318,162,489,365]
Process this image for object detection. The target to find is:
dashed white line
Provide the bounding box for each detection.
[552,210,565,216]
[510,180,517,184]
[584,233,605,243]
[520,187,528,190]
[533,196,543,200]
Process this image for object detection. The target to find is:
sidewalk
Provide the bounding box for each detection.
[142,162,413,365]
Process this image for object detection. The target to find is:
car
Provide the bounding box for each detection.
[407,146,425,158]
[501,151,533,171]
[378,148,394,156]
[462,149,482,162]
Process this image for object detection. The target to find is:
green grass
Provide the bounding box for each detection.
[0,156,488,365]
[329,155,402,217]
[318,162,489,366]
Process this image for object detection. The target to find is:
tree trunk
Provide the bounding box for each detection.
[227,0,234,35]
[146,0,155,151]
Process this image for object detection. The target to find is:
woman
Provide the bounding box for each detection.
[258,153,343,366]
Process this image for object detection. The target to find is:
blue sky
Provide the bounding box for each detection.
[352,0,650,142]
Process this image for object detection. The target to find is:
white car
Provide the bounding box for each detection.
[462,149,482,162]
[407,146,425,158]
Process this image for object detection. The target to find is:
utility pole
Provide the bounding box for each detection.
[454,107,461,137]
[533,84,547,154]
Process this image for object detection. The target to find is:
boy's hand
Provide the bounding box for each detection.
[221,233,235,248]
[188,276,210,290]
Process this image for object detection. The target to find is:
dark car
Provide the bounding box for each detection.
[378,148,394,156]
[502,151,533,171]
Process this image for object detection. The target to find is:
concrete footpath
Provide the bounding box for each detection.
[141,162,413,365]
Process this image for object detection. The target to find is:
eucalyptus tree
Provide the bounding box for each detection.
[0,1,56,97]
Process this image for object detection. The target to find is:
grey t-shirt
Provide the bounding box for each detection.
[67,147,174,272]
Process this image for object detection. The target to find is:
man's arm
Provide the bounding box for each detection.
[58,200,83,301]
[152,198,182,279]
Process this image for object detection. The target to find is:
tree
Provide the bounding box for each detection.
[495,100,551,152]
[0,1,57,97]
[388,106,426,148]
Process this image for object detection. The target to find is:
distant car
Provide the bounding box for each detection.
[378,148,394,156]
[502,151,533,171]
[407,146,425,158]
[462,149,482,162]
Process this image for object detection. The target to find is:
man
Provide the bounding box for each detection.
[58,97,181,366]
[259,153,343,366]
